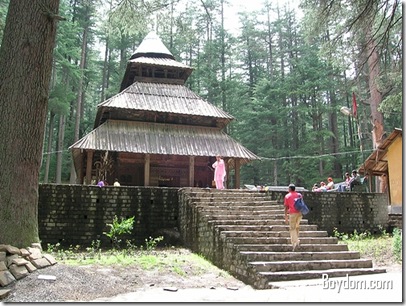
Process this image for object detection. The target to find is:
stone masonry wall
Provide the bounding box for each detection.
[38,184,179,249]
[302,191,390,235]
[38,185,394,250]
[260,190,390,235]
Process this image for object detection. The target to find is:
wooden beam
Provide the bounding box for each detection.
[144,154,150,186]
[85,150,94,185]
[234,159,241,189]
[189,156,195,186]
[77,151,84,184]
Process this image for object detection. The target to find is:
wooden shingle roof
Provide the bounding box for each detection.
[71,120,258,161]
[95,82,234,128]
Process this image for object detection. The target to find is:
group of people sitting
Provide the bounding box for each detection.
[312,170,363,192]
[312,177,335,192]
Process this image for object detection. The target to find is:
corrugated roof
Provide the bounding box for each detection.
[70,120,258,160]
[358,128,402,175]
[97,82,234,120]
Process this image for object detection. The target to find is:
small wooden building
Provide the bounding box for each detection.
[70,32,258,188]
[358,128,402,211]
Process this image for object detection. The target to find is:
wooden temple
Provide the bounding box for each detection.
[70,32,258,188]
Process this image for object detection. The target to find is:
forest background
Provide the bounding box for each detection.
[0,0,402,190]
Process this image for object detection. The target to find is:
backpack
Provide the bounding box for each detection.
[294,196,310,215]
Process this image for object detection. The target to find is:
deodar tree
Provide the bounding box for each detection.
[0,0,60,247]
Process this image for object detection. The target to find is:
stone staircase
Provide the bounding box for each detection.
[178,188,386,289]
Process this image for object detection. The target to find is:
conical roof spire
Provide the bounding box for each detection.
[130,31,174,60]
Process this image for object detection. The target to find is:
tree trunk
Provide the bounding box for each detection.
[0,0,60,247]
[56,114,65,184]
[70,23,88,184]
[366,29,384,149]
[44,112,56,183]
[101,36,109,102]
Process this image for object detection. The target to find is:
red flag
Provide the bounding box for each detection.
[352,92,358,118]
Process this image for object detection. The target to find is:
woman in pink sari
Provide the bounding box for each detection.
[212,156,226,189]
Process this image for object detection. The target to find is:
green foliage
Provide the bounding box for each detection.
[0,0,9,43]
[3,0,397,187]
[48,84,73,116]
[143,236,164,252]
[46,243,82,261]
[392,228,402,262]
[85,239,102,259]
[333,227,401,265]
[103,215,135,249]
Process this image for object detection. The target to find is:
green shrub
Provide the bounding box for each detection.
[144,236,164,252]
[104,215,135,249]
[392,227,402,262]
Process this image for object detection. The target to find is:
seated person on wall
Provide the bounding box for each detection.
[314,182,327,192]
[349,170,361,191]
[312,183,319,191]
[326,177,335,191]
[337,172,351,192]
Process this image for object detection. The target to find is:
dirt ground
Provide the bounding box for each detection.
[1,248,402,303]
[1,248,246,302]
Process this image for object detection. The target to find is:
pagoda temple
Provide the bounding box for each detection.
[70,32,258,188]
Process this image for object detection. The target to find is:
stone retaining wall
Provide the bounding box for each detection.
[38,184,179,249]
[258,190,390,235]
[388,214,403,231]
[38,185,395,249]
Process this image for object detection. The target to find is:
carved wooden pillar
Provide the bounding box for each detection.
[189,156,195,187]
[85,150,94,185]
[144,154,150,186]
[234,159,241,189]
[77,151,84,184]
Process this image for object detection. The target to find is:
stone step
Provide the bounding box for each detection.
[240,251,362,261]
[268,224,313,231]
[226,237,338,245]
[188,195,274,202]
[201,207,285,215]
[259,268,387,284]
[197,205,283,211]
[195,203,282,209]
[190,196,283,206]
[184,189,272,196]
[234,244,349,252]
[249,258,373,272]
[204,214,292,220]
[215,224,317,233]
[219,230,328,238]
[208,220,313,227]
[180,188,387,290]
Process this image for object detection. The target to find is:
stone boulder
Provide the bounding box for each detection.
[0,243,57,287]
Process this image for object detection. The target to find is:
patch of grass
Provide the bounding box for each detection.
[345,236,394,265]
[45,241,228,278]
[333,227,402,266]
